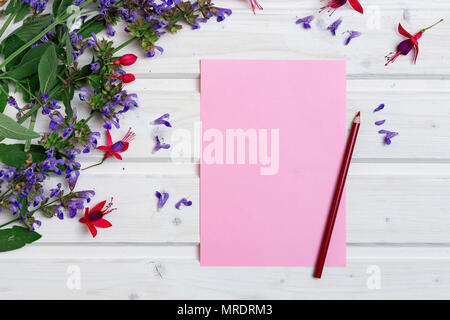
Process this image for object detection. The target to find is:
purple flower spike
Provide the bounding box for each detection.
[374,104,385,112]
[345,30,361,45]
[296,15,314,29]
[154,136,170,152]
[328,18,342,36]
[153,114,172,127]
[155,191,169,209]
[375,120,386,126]
[175,198,192,210]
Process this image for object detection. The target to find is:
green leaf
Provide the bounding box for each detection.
[65,33,74,65]
[4,43,51,81]
[0,113,40,140]
[78,15,106,38]
[0,35,26,70]
[13,15,53,42]
[18,74,39,103]
[0,144,47,167]
[0,81,9,113]
[4,0,19,15]
[13,2,30,23]
[62,85,74,118]
[0,226,41,253]
[53,0,75,16]
[38,44,58,94]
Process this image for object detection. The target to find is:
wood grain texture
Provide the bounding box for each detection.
[0,0,449,299]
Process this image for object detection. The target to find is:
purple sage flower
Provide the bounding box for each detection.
[153,114,172,127]
[378,130,399,145]
[328,18,343,36]
[90,62,101,72]
[296,15,314,29]
[155,191,169,209]
[153,136,170,152]
[374,104,385,112]
[375,120,386,126]
[175,198,192,210]
[345,30,361,45]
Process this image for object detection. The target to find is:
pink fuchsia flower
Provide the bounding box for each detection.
[79,198,115,238]
[296,15,314,29]
[385,19,443,66]
[118,73,135,83]
[345,30,361,45]
[249,0,263,14]
[320,0,363,16]
[97,128,135,160]
[113,54,137,66]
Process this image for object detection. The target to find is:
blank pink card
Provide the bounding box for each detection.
[200,60,346,266]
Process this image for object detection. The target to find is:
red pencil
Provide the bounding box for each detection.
[313,111,361,279]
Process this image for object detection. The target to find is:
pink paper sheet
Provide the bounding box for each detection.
[200,60,346,266]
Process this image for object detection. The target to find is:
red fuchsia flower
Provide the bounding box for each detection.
[79,198,116,238]
[113,54,137,66]
[249,0,262,14]
[83,128,135,170]
[118,73,135,83]
[385,19,443,66]
[97,128,135,160]
[320,0,363,16]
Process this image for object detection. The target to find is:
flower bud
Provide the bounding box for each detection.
[118,73,135,83]
[113,54,137,66]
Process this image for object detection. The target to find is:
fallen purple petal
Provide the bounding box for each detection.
[345,30,361,45]
[155,191,169,209]
[375,120,386,126]
[378,129,399,145]
[328,18,342,36]
[154,136,171,152]
[153,113,172,127]
[175,198,193,210]
[374,104,385,112]
[296,15,314,29]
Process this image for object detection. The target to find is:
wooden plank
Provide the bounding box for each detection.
[25,79,450,160]
[0,163,448,243]
[0,246,449,299]
[102,0,450,76]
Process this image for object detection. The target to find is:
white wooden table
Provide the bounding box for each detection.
[1,0,450,299]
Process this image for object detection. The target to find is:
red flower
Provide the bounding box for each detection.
[385,19,443,66]
[113,54,137,66]
[249,0,262,13]
[79,199,115,238]
[119,73,135,83]
[97,128,135,160]
[320,0,363,15]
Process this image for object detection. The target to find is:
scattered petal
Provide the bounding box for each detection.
[327,18,342,36]
[175,198,193,210]
[345,30,361,45]
[375,120,386,126]
[155,191,169,209]
[296,15,314,29]
[153,114,172,127]
[373,104,385,112]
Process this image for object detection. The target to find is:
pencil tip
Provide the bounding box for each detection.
[354,111,361,123]
[356,111,360,117]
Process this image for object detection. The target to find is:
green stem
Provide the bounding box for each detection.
[422,19,444,32]
[111,37,138,54]
[0,188,12,202]
[24,111,37,152]
[0,12,16,40]
[0,217,20,229]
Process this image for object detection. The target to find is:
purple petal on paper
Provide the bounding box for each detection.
[373,104,385,112]
[327,18,342,36]
[155,191,169,209]
[378,129,399,145]
[153,113,172,127]
[175,198,193,210]
[375,120,386,126]
[345,30,361,45]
